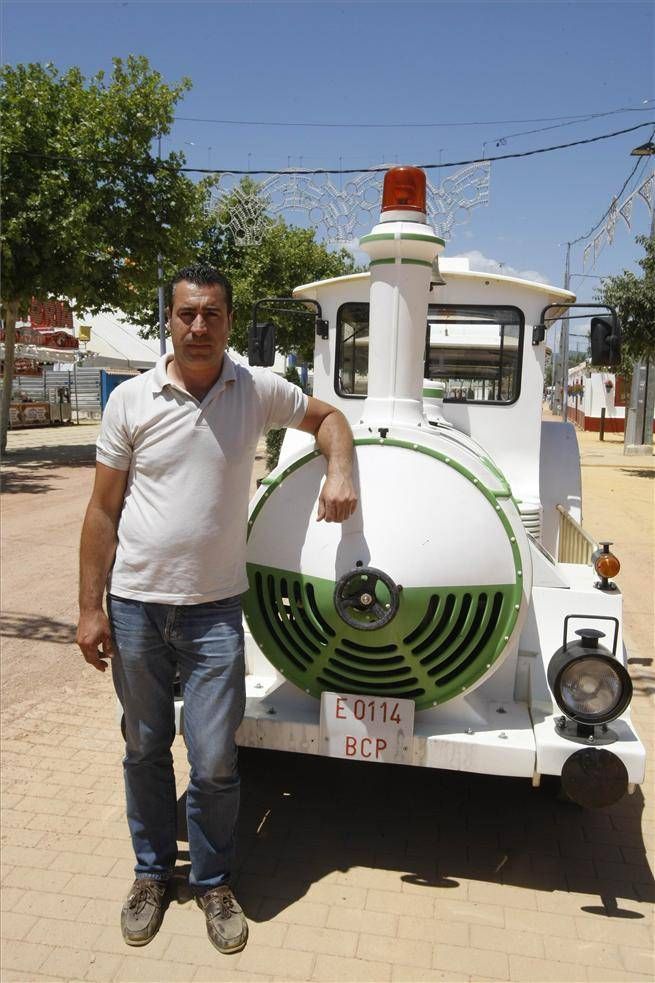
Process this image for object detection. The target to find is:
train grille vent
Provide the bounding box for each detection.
[518,501,541,540]
[247,569,515,709]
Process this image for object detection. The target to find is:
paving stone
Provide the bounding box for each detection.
[508,954,585,981]
[0,887,26,911]
[37,832,104,856]
[366,888,434,919]
[357,933,433,969]
[433,897,504,928]
[3,872,71,891]
[13,889,92,920]
[0,938,52,974]
[76,897,122,929]
[258,897,330,927]
[1,846,62,870]
[468,880,539,909]
[61,873,127,901]
[575,913,653,948]
[504,906,578,939]
[470,923,544,958]
[305,881,368,909]
[0,911,38,942]
[390,968,468,982]
[24,915,105,950]
[397,913,468,947]
[621,945,655,976]
[48,851,116,877]
[114,954,200,980]
[327,905,398,938]
[193,965,272,982]
[432,942,509,980]
[0,827,48,848]
[285,923,358,957]
[313,953,393,981]
[237,942,316,980]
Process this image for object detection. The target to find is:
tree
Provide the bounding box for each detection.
[195,181,359,362]
[598,234,655,368]
[0,57,209,451]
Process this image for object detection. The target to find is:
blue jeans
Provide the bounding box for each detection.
[108,594,245,892]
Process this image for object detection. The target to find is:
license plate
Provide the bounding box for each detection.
[319,692,415,764]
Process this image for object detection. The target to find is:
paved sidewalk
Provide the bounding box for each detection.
[1,421,653,983]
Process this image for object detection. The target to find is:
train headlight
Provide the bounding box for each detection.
[548,627,632,725]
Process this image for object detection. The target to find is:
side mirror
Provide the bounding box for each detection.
[248,321,276,367]
[590,315,621,367]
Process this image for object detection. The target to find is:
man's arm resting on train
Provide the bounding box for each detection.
[77,462,128,672]
[297,397,358,522]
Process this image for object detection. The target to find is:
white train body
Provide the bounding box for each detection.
[183,170,646,805]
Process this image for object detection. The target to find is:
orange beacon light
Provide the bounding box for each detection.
[381,166,427,215]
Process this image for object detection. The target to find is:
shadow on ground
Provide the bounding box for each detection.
[1,612,77,644]
[1,458,95,493]
[170,748,653,923]
[624,468,655,480]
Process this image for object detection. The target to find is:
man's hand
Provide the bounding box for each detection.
[297,398,358,523]
[317,472,358,523]
[77,609,115,672]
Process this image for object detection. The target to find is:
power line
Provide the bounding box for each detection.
[173,103,652,130]
[7,121,653,175]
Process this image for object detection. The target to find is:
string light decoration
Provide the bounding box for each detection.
[583,170,654,269]
[209,161,491,245]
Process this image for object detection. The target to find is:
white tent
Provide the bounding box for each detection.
[77,311,287,375]
[78,312,171,371]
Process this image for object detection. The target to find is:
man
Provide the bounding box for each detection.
[77,265,357,955]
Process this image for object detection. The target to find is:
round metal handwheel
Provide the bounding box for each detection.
[334,566,400,631]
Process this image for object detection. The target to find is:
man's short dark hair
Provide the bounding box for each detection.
[170,265,233,313]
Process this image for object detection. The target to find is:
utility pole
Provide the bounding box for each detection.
[560,243,571,422]
[624,163,655,453]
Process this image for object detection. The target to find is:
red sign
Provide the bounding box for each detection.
[29,298,74,330]
[37,330,79,350]
[14,358,42,376]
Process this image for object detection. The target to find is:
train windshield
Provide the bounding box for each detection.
[426,305,523,404]
[335,303,524,403]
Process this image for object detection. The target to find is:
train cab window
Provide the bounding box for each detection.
[336,302,523,404]
[426,305,523,404]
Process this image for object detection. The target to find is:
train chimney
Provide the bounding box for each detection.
[359,166,445,428]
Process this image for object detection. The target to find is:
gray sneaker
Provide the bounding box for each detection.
[196,886,248,954]
[121,878,167,946]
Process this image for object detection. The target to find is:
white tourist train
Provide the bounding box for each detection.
[184,166,646,808]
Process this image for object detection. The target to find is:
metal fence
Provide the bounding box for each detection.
[10,367,102,417]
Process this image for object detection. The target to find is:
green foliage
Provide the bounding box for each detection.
[196,180,360,362]
[0,57,208,318]
[265,365,303,472]
[598,234,655,368]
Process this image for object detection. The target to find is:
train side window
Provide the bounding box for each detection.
[335,302,369,397]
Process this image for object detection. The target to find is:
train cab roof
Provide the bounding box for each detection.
[293,258,576,313]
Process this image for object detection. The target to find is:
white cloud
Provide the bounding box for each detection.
[455,250,551,285]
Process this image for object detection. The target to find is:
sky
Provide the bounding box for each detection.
[3,0,654,353]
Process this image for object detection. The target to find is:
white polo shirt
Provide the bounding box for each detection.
[96,353,308,604]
